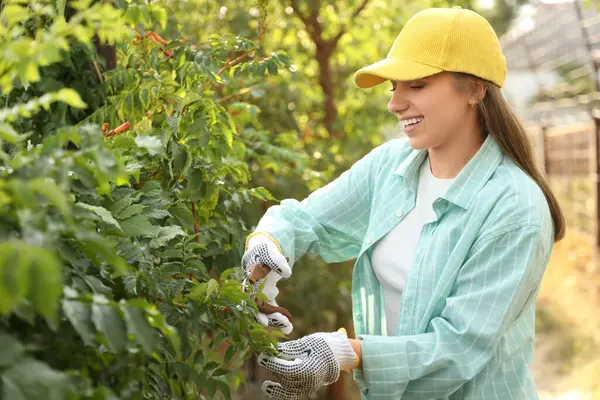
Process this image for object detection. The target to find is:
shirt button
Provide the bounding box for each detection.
[367,237,372,244]
[396,209,403,217]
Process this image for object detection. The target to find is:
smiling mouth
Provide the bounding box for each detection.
[401,116,424,130]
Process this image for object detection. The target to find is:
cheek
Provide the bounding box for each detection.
[418,92,465,129]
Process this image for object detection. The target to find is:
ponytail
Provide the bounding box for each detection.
[475,78,565,241]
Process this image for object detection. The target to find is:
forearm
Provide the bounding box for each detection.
[251,143,391,266]
[348,338,363,369]
[254,198,365,264]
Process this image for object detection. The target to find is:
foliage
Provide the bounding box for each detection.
[0,0,527,399]
[0,0,301,398]
[528,62,596,105]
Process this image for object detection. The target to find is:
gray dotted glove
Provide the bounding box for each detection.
[257,329,358,399]
[242,233,293,335]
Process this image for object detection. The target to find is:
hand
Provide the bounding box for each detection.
[242,233,293,334]
[257,329,359,399]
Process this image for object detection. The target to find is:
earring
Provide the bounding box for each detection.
[469,101,476,108]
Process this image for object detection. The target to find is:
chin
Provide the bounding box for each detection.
[406,136,430,150]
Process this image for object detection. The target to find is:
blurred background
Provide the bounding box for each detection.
[200,0,600,398]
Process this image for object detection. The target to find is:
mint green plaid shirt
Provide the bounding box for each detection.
[254,134,554,399]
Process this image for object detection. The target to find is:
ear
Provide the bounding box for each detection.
[471,79,487,103]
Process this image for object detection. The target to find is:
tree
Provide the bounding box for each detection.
[0,0,297,398]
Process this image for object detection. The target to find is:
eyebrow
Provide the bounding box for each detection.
[391,78,427,85]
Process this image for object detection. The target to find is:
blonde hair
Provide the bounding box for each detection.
[455,73,565,241]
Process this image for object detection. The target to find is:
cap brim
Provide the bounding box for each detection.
[353,58,443,88]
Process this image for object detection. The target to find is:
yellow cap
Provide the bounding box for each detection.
[353,7,507,88]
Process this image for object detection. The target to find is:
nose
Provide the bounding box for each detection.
[387,86,410,115]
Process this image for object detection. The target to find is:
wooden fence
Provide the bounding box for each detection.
[528,122,598,241]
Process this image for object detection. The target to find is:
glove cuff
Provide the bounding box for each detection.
[245,231,283,253]
[316,330,359,373]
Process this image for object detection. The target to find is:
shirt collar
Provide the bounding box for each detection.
[393,134,504,210]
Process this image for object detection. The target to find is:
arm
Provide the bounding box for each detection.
[354,224,551,399]
[250,141,391,266]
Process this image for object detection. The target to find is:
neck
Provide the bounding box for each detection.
[428,123,484,179]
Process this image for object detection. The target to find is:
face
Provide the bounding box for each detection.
[388,72,476,150]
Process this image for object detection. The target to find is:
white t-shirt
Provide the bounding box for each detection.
[371,157,454,336]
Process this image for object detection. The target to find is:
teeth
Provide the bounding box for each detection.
[401,117,424,128]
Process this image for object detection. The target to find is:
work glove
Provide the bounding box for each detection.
[257,328,359,399]
[242,233,293,335]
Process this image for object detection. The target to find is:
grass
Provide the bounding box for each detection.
[535,229,600,397]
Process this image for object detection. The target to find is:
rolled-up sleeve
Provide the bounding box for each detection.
[253,142,391,267]
[355,224,551,399]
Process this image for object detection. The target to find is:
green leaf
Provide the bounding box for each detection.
[56,88,87,108]
[141,180,162,195]
[169,204,194,232]
[13,301,35,325]
[249,187,275,201]
[57,0,66,16]
[2,358,71,399]
[0,244,28,315]
[28,250,62,323]
[149,225,186,248]
[140,88,150,109]
[75,233,129,277]
[127,298,181,356]
[0,123,28,144]
[216,377,231,398]
[83,275,112,295]
[120,215,155,237]
[109,195,132,216]
[117,203,145,220]
[1,374,26,400]
[91,303,127,353]
[205,279,219,301]
[122,305,156,354]
[77,203,123,231]
[188,282,207,302]
[257,62,267,76]
[206,379,217,398]
[267,60,278,75]
[29,178,71,220]
[213,331,226,348]
[0,334,24,367]
[135,135,163,156]
[62,299,96,346]
[224,345,236,365]
[145,208,171,219]
[0,243,61,321]
[212,367,229,377]
[1,5,30,27]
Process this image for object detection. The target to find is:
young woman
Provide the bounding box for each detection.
[241,7,565,400]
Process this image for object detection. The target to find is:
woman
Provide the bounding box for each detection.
[241,7,565,400]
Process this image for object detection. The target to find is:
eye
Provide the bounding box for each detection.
[410,83,425,90]
[390,81,397,92]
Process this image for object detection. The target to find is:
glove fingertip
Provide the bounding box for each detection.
[261,380,282,398]
[257,353,268,365]
[282,324,293,335]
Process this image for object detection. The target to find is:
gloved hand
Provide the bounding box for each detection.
[257,329,359,399]
[242,233,293,335]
